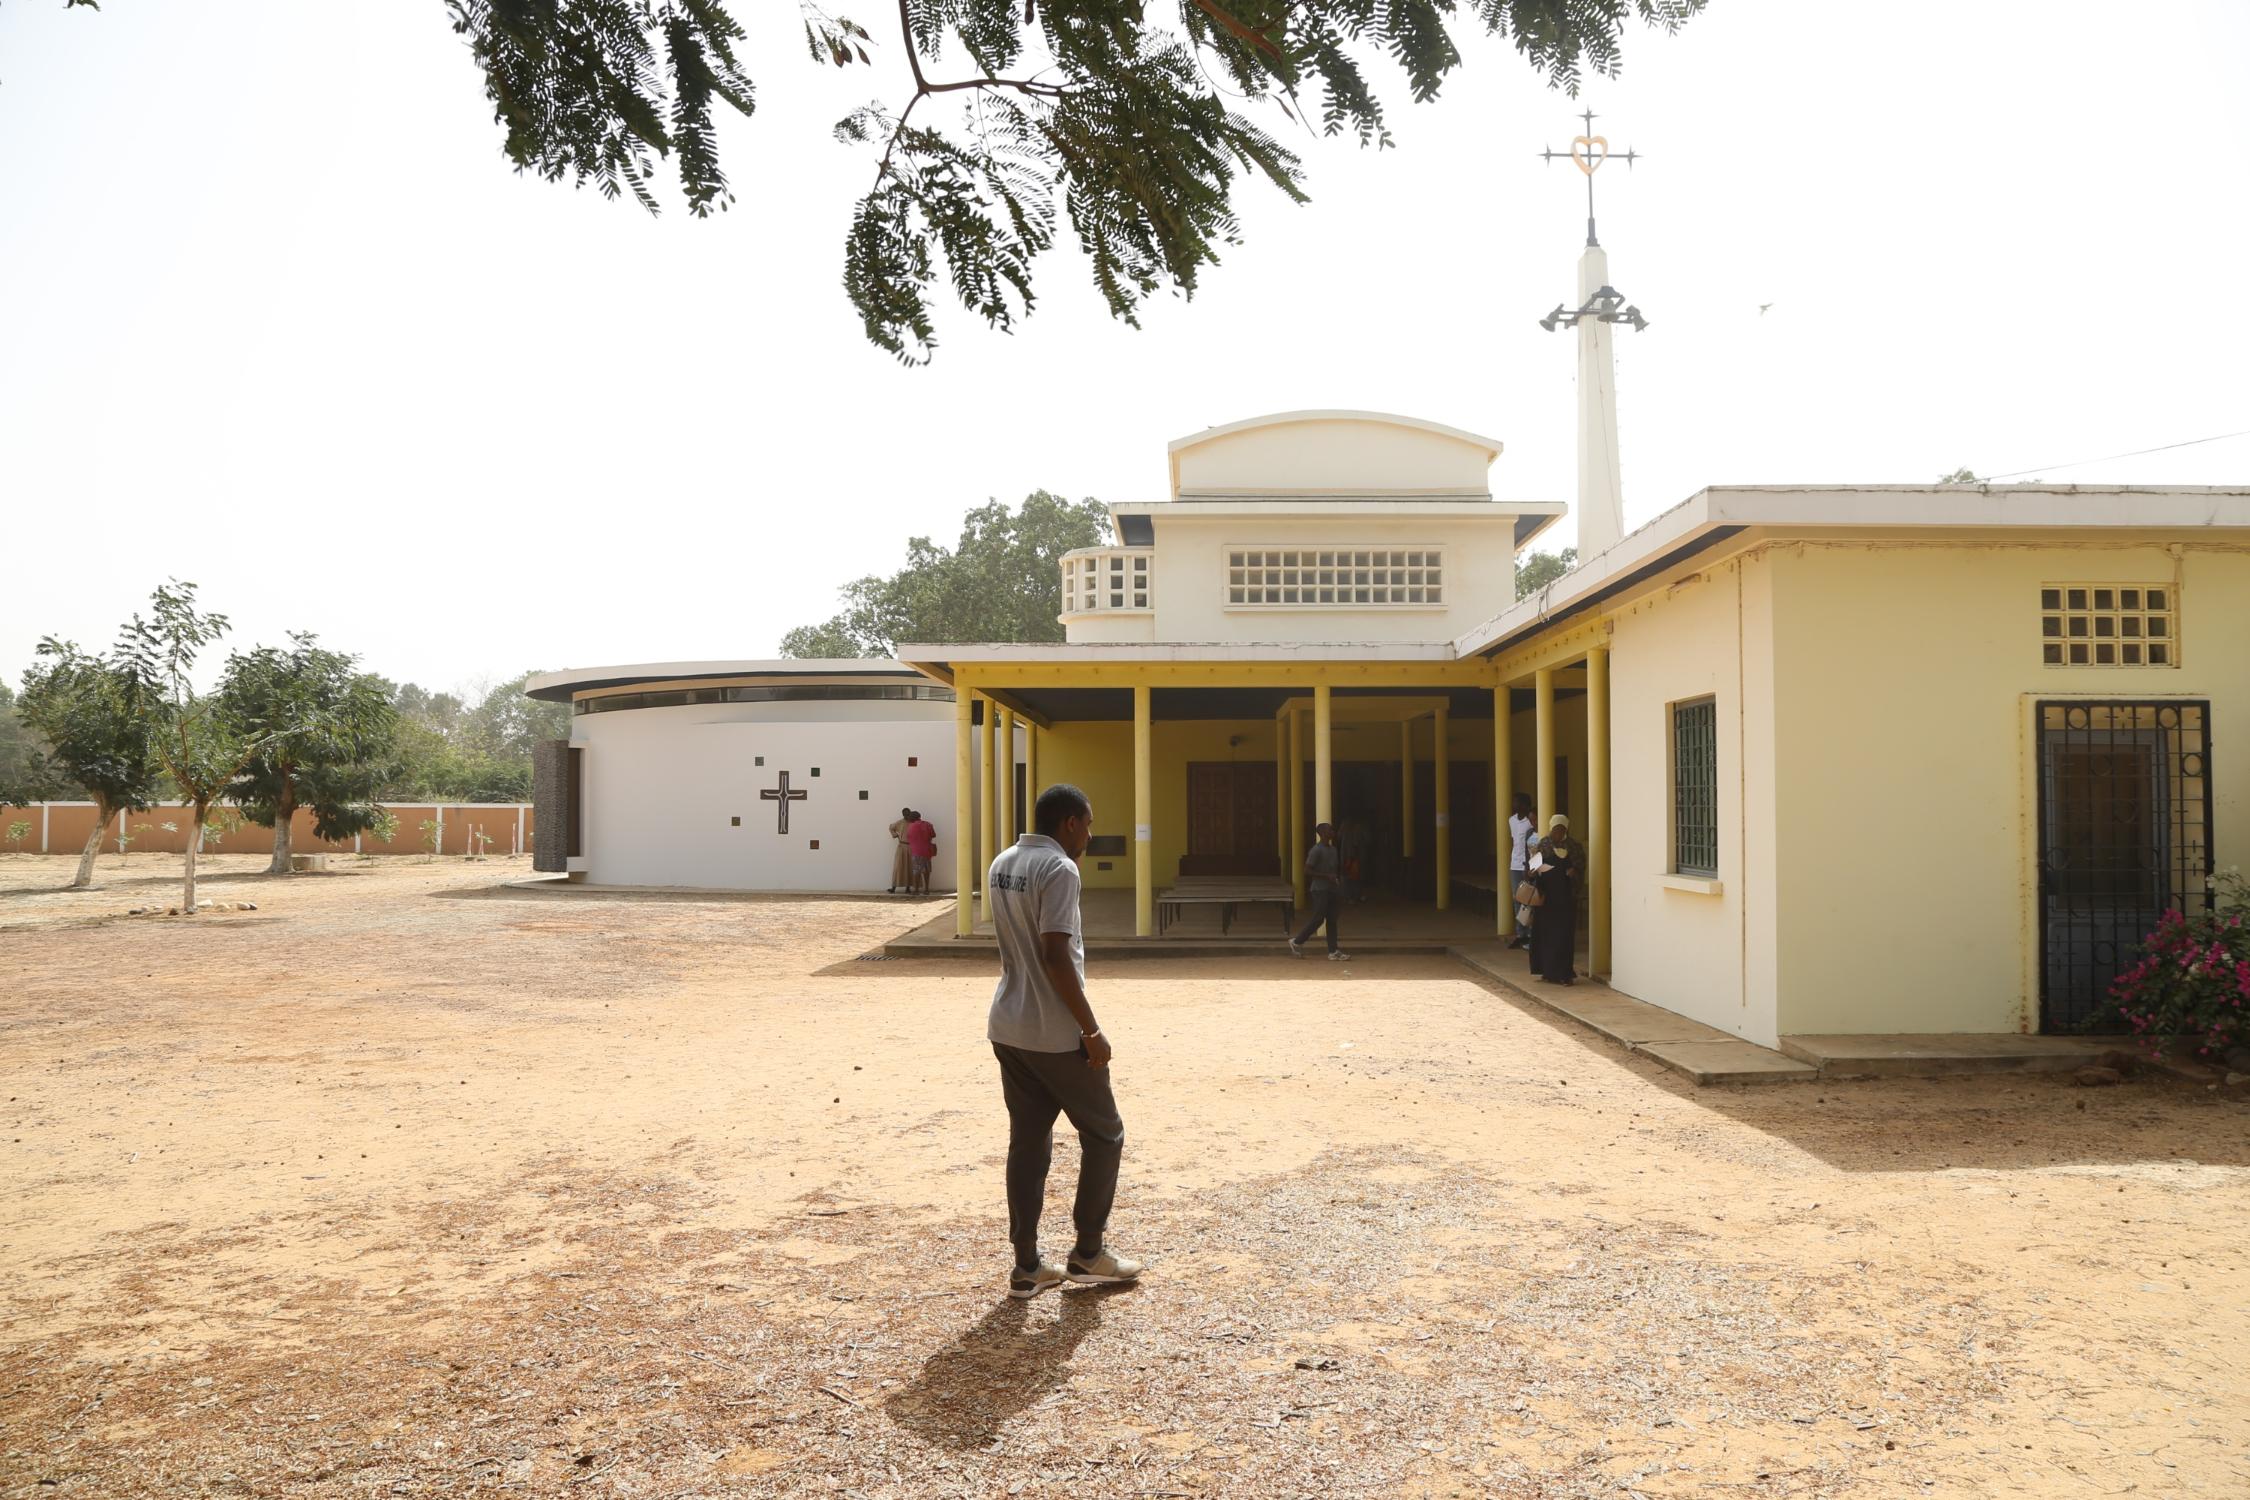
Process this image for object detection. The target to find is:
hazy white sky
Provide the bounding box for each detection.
[3,1,2245,691]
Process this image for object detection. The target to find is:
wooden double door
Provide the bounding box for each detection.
[1184,761,1279,877]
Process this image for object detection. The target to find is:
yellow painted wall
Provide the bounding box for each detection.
[1030,713,1496,890]
[1767,539,2250,1035]
[1604,551,1779,1043]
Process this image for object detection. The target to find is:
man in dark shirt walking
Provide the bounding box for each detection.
[1288,821,1351,961]
[986,783,1144,1299]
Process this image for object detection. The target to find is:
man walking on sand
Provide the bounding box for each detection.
[986,783,1143,1300]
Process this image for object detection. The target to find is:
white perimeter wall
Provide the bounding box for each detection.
[1605,549,1782,1047]
[574,700,972,892]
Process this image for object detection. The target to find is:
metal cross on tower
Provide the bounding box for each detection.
[1540,108,1639,249]
[760,769,808,834]
[1537,107,1651,336]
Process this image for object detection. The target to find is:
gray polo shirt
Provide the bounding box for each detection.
[986,834,1086,1053]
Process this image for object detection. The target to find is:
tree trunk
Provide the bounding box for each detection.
[72,803,111,889]
[267,781,296,875]
[183,806,202,912]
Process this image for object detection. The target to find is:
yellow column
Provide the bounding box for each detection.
[1434,702,1451,911]
[1133,683,1153,938]
[1535,667,1557,830]
[1023,720,1038,817]
[1400,719,1415,859]
[998,707,1016,848]
[954,686,975,937]
[1313,684,1333,828]
[1288,708,1307,909]
[980,696,998,924]
[1494,681,1515,937]
[1587,645,1612,977]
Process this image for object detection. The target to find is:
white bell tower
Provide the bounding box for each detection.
[1539,111,1649,562]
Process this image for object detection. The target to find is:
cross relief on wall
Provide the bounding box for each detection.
[759,770,808,833]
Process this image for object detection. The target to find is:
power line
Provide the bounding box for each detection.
[1983,427,2250,481]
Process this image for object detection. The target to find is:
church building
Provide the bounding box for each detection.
[533,121,2249,1049]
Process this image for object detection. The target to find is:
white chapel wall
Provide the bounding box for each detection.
[1604,551,1782,1046]
[573,699,965,891]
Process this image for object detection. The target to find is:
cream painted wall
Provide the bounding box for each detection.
[573,699,964,891]
[1767,539,2250,1036]
[1173,416,1492,494]
[1141,512,1520,645]
[1603,553,1778,1044]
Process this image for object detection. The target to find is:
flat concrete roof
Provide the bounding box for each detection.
[1449,483,2250,660]
[524,659,918,702]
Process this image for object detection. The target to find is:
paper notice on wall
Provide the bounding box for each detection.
[1135,824,1152,842]
[1435,812,1449,828]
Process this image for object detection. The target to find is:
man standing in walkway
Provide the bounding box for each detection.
[986,783,1143,1299]
[1508,792,1537,950]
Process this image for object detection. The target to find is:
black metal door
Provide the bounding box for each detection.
[2035,701,2213,1032]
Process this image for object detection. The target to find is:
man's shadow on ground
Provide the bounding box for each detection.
[885,1284,1136,1450]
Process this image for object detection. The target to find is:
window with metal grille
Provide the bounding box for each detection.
[2040,584,2176,668]
[1671,698,1718,877]
[1226,548,1443,607]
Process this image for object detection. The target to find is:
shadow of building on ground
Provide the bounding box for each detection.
[885,1284,1136,1450]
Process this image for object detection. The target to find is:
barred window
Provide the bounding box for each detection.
[1226,548,1443,607]
[1671,698,1718,877]
[2040,584,2176,667]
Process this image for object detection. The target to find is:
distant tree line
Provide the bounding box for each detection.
[3,581,570,906]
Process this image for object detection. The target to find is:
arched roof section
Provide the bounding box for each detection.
[1166,410,1504,499]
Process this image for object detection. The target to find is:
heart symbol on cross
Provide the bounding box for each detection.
[1570,134,1608,176]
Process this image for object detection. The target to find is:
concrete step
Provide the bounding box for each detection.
[1778,1033,2125,1080]
[1450,944,1816,1086]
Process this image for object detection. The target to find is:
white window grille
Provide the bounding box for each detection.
[1060,548,1151,613]
[1225,548,1443,607]
[2040,584,2176,668]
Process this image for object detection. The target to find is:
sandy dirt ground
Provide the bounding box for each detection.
[2,852,2246,1499]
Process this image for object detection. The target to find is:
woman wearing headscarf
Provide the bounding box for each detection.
[1530,813,1582,985]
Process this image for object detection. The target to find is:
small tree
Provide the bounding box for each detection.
[201,807,244,852]
[18,640,165,888]
[419,819,441,862]
[362,807,399,859]
[113,582,317,913]
[219,634,399,874]
[5,819,30,855]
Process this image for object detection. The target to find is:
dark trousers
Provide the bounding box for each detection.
[1291,886,1340,953]
[993,1041,1125,1268]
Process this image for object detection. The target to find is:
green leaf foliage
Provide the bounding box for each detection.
[780,489,1108,655]
[1514,545,1576,599]
[218,633,401,842]
[17,638,164,817]
[431,0,1703,360]
[0,682,86,804]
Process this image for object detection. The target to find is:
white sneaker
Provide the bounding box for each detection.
[1066,1248,1144,1285]
[1328,950,1352,962]
[1288,940,1305,958]
[1008,1260,1066,1299]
